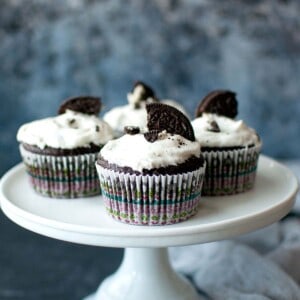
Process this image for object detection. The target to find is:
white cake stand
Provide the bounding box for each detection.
[0,155,298,300]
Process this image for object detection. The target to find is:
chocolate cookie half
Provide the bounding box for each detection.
[195,90,238,119]
[132,81,157,102]
[58,96,101,115]
[146,103,195,142]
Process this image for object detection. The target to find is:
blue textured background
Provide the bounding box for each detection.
[1,0,300,176]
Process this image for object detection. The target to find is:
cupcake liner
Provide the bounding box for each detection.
[96,164,206,225]
[202,144,261,196]
[20,145,100,198]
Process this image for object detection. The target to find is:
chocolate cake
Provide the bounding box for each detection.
[17,96,114,198]
[192,90,262,196]
[96,102,206,226]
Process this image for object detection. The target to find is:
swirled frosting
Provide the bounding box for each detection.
[103,100,188,134]
[99,130,201,172]
[191,113,260,147]
[17,109,114,149]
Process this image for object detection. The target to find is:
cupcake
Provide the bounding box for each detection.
[103,81,188,136]
[192,90,262,196]
[96,103,205,225]
[17,96,114,198]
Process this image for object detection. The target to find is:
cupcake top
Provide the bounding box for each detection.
[100,130,201,172]
[192,113,260,148]
[99,103,202,174]
[192,90,260,148]
[103,81,188,134]
[17,96,114,150]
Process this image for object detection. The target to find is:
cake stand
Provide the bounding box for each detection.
[0,155,298,300]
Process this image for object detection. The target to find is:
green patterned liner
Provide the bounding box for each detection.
[20,145,100,198]
[202,143,261,196]
[96,163,206,226]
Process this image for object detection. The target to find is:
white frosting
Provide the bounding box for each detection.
[103,100,188,134]
[100,131,201,172]
[103,104,148,133]
[192,113,260,147]
[17,110,114,149]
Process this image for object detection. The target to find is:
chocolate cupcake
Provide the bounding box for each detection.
[96,103,205,225]
[192,90,262,196]
[103,81,188,136]
[17,96,114,198]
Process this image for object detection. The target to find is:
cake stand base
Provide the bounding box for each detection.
[84,247,200,300]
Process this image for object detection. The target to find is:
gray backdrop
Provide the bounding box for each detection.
[1,0,300,176]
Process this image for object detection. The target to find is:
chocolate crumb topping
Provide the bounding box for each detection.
[144,130,161,143]
[124,126,140,135]
[208,120,221,133]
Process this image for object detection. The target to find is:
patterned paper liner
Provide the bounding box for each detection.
[202,143,261,196]
[20,145,100,198]
[96,164,206,225]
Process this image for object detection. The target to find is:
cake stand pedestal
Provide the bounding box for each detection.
[0,156,298,300]
[84,247,199,300]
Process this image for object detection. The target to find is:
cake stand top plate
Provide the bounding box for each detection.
[0,155,298,248]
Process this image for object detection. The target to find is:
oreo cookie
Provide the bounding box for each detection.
[132,81,156,101]
[195,90,238,119]
[124,126,140,135]
[58,96,101,115]
[146,103,195,142]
